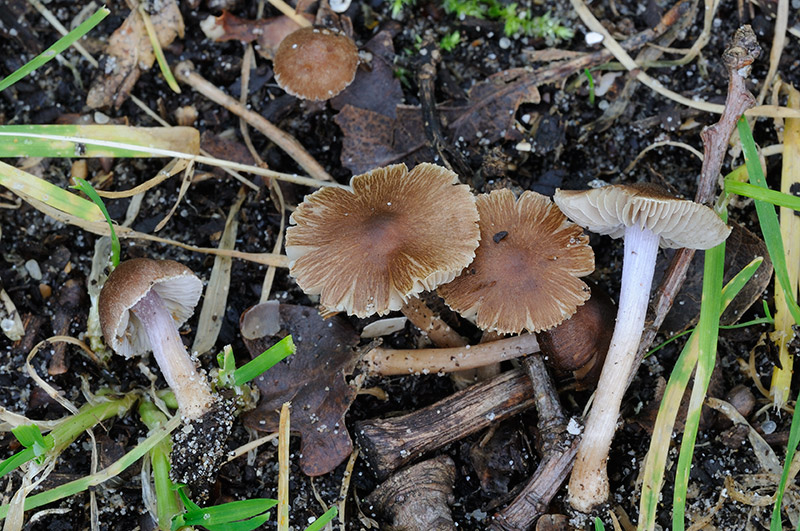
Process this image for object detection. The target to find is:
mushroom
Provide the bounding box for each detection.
[99,258,213,420]
[553,183,731,512]
[438,188,595,334]
[285,162,480,317]
[273,26,359,101]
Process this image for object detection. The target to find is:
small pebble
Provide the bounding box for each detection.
[585,31,604,45]
[25,259,42,281]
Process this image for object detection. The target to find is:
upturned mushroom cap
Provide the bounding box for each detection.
[99,258,203,358]
[437,189,595,334]
[553,183,731,249]
[285,163,481,318]
[274,26,359,101]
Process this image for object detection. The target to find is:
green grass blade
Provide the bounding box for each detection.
[672,237,726,530]
[0,415,179,520]
[70,178,120,267]
[724,180,800,212]
[772,401,800,530]
[138,5,181,94]
[0,125,198,158]
[0,448,35,478]
[584,68,595,105]
[0,160,105,222]
[139,401,181,530]
[304,507,338,531]
[0,7,110,92]
[737,118,800,326]
[233,336,295,387]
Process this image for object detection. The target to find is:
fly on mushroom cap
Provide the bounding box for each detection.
[285,163,481,318]
[99,258,202,358]
[437,189,595,334]
[273,26,359,101]
[554,183,731,249]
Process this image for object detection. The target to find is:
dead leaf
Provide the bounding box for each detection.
[87,0,184,109]
[331,30,404,119]
[334,104,434,175]
[241,304,361,476]
[200,11,311,61]
[334,68,539,175]
[444,68,540,144]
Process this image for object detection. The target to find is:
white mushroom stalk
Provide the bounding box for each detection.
[567,223,659,512]
[131,289,213,420]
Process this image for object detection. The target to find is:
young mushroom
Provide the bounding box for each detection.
[99,258,233,495]
[273,26,359,101]
[99,258,212,420]
[553,183,731,512]
[285,162,480,317]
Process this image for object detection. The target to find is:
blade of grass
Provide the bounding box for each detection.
[137,4,181,94]
[0,414,180,520]
[672,232,726,531]
[0,160,105,222]
[640,250,764,531]
[303,507,338,531]
[70,178,120,268]
[0,7,109,92]
[232,336,295,387]
[737,117,800,326]
[139,401,181,531]
[724,180,800,211]
[0,125,199,158]
[277,402,290,531]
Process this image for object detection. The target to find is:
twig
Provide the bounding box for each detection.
[355,369,536,480]
[415,39,476,187]
[628,26,761,389]
[174,61,334,183]
[489,356,575,530]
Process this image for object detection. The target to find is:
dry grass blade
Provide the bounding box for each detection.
[278,402,290,531]
[570,0,800,119]
[191,188,246,354]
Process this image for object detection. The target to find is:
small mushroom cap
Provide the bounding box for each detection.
[285,163,481,318]
[274,26,359,101]
[99,258,203,358]
[553,183,731,249]
[438,189,595,334]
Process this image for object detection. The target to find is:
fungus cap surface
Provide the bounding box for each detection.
[553,183,731,249]
[274,26,359,101]
[285,163,480,317]
[438,189,595,334]
[98,258,203,358]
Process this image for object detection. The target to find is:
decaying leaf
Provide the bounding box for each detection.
[658,221,774,333]
[331,30,404,119]
[335,68,539,175]
[334,104,434,174]
[199,10,311,60]
[87,0,184,109]
[241,304,360,476]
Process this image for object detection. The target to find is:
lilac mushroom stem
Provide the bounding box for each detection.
[131,290,213,420]
[567,223,660,512]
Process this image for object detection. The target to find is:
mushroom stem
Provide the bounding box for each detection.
[568,223,660,512]
[131,290,213,420]
[362,334,540,376]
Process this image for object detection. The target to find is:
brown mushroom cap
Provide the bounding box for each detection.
[553,183,731,249]
[273,26,359,101]
[99,258,203,358]
[285,163,481,317]
[438,189,595,335]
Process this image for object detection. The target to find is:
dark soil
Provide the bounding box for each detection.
[1,0,799,529]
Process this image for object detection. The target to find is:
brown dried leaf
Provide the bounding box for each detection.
[445,68,539,144]
[331,30,404,119]
[241,304,360,476]
[87,0,184,109]
[201,11,312,61]
[334,104,434,175]
[335,68,539,175]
